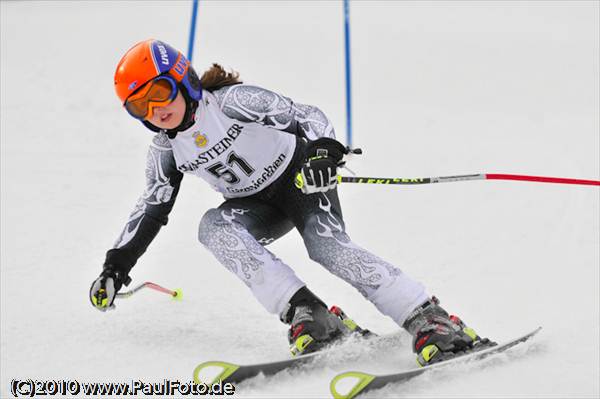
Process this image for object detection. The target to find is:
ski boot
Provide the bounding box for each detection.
[281,287,371,356]
[403,297,495,367]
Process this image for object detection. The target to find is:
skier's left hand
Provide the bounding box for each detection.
[295,138,348,194]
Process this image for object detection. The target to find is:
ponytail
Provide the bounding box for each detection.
[199,64,242,92]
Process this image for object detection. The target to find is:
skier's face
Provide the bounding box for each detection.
[147,90,186,130]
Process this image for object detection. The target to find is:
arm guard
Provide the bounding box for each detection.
[104,133,183,278]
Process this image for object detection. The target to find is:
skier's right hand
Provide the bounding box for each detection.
[89,266,130,311]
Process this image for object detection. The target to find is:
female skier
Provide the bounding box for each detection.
[90,39,486,366]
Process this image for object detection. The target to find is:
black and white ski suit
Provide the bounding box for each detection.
[106,84,428,326]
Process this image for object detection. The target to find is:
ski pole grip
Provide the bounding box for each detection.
[345,147,362,155]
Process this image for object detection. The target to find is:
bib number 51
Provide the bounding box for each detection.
[206,152,255,184]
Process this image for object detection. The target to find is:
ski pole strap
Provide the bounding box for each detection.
[338,173,600,186]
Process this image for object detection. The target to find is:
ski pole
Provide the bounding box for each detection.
[338,173,600,187]
[116,281,183,301]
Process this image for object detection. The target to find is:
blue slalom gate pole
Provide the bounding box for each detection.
[343,0,353,147]
[187,0,199,61]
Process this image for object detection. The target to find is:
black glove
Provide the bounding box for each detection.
[89,265,131,311]
[295,138,349,194]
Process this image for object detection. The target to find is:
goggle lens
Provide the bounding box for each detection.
[125,77,177,120]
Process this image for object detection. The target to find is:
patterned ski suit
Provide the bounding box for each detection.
[106,84,428,325]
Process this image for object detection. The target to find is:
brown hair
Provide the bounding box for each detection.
[199,63,242,92]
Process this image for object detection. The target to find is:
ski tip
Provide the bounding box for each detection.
[193,361,239,385]
[528,326,543,337]
[330,371,375,399]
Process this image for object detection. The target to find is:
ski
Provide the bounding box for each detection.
[193,331,404,385]
[329,326,542,399]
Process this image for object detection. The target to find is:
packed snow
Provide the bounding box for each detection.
[1,1,598,398]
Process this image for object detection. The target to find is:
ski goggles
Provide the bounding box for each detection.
[124,75,178,120]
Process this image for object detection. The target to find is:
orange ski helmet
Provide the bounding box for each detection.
[114,39,201,106]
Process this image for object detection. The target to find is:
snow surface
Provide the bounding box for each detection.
[1,1,599,398]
